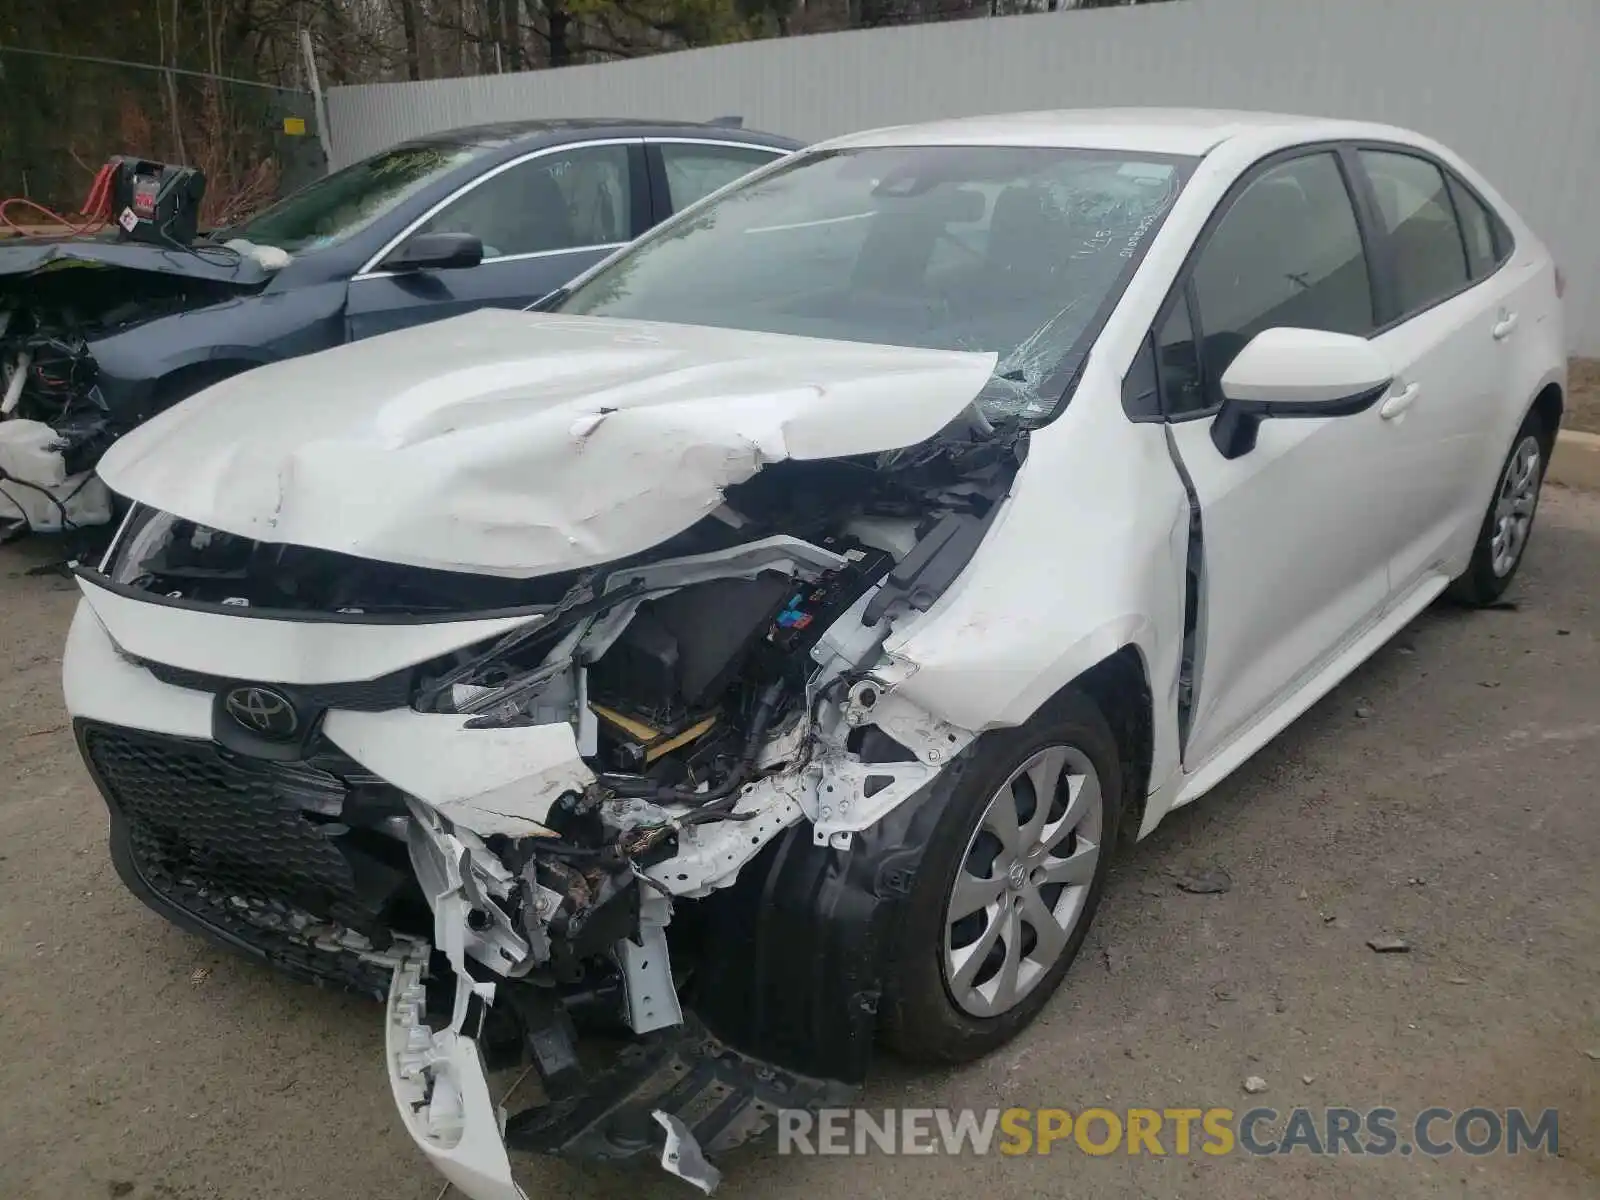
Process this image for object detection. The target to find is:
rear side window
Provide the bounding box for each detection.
[1161,152,1373,415]
[1358,150,1470,315]
[659,143,782,212]
[1446,175,1502,279]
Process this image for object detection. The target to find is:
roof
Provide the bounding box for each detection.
[400,117,799,151]
[818,108,1395,157]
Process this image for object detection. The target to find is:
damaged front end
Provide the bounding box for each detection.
[68,360,1024,1195]
[0,241,273,537]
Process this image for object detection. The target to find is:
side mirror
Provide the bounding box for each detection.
[1211,327,1392,459]
[379,232,484,273]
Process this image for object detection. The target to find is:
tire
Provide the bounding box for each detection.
[881,689,1121,1064]
[1447,408,1549,607]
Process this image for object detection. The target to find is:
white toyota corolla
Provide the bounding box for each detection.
[63,109,1565,1197]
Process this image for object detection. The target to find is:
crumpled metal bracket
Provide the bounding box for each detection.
[653,1110,723,1195]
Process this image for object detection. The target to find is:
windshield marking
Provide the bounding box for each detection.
[745,211,878,234]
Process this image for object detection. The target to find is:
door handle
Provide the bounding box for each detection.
[1492,311,1520,340]
[1380,382,1421,420]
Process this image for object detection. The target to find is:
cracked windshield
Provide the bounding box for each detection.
[560,144,1192,421]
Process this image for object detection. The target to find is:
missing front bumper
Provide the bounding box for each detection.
[385,948,859,1200]
[388,955,529,1200]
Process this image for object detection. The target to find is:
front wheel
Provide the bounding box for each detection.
[1448,409,1548,606]
[881,690,1121,1064]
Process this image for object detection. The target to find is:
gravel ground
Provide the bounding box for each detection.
[1569,359,1600,434]
[2,490,1597,1200]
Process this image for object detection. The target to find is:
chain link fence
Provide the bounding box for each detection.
[0,48,325,226]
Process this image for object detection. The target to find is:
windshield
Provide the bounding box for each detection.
[227,143,484,253]
[558,145,1192,421]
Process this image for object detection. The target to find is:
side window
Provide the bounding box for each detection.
[1161,153,1373,416]
[659,143,781,212]
[1155,293,1205,416]
[1446,174,1501,279]
[414,143,632,259]
[1358,150,1470,314]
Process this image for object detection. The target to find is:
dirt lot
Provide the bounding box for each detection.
[2,492,1598,1200]
[1569,359,1600,434]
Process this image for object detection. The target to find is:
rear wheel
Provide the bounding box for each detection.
[1448,409,1548,606]
[882,690,1120,1063]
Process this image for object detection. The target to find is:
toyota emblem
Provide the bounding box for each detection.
[224,686,299,739]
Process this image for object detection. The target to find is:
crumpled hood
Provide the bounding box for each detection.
[97,309,997,577]
[0,235,273,285]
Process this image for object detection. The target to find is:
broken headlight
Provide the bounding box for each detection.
[413,619,596,744]
[101,504,225,585]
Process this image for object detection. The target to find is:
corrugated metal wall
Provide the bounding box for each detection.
[325,0,1600,352]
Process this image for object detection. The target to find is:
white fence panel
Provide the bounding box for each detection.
[325,0,1600,352]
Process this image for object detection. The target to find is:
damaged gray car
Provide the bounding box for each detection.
[0,118,795,537]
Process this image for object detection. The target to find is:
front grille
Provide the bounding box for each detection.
[79,723,425,997]
[139,659,413,711]
[125,816,398,998]
[83,725,359,914]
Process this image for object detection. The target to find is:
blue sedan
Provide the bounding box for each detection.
[0,118,799,536]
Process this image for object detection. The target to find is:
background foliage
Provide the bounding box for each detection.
[0,0,1165,215]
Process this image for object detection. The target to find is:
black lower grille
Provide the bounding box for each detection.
[122,817,396,997]
[83,725,358,912]
[79,722,416,996]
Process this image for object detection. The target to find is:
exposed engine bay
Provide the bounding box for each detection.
[0,241,278,538]
[76,403,1023,1196]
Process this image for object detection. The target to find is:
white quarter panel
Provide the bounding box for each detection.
[75,575,536,684]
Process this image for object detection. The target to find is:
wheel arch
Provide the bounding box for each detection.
[1529,379,1564,456]
[1041,644,1155,850]
[148,356,266,414]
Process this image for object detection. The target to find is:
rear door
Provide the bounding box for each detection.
[345,139,649,341]
[1153,148,1400,771]
[644,139,792,222]
[1349,146,1513,596]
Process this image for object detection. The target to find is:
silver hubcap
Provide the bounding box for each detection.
[1490,435,1541,577]
[943,745,1102,1018]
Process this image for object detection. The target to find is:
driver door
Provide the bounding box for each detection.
[1156,149,1405,772]
[346,140,645,341]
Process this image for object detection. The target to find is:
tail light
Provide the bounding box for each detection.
[1555,265,1566,299]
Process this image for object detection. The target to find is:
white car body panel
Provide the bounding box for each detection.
[1171,567,1452,812]
[96,310,996,578]
[1371,283,1513,597]
[60,109,1568,1200]
[76,573,538,684]
[323,708,586,837]
[63,604,214,738]
[1165,398,1397,771]
[880,354,1189,790]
